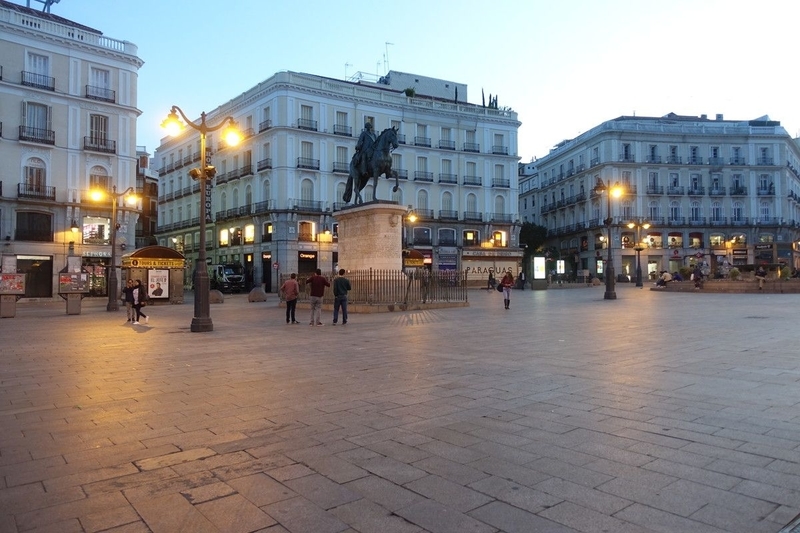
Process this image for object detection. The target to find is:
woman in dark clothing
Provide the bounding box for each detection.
[132,279,148,324]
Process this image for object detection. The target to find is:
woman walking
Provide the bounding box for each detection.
[132,279,148,324]
[500,272,514,309]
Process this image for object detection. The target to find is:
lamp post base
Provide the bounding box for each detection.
[604,265,616,300]
[192,269,213,332]
[191,317,214,332]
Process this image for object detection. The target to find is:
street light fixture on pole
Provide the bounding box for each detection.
[627,219,651,288]
[161,106,241,332]
[90,186,137,311]
[594,178,623,300]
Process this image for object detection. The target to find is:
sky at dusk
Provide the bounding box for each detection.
[20,0,800,162]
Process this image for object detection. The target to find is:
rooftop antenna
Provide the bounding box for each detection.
[344,62,352,80]
[384,42,394,73]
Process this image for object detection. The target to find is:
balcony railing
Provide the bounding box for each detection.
[414,171,433,182]
[396,169,408,180]
[688,156,703,165]
[688,217,707,225]
[18,183,56,201]
[730,217,749,226]
[83,136,116,154]
[333,124,352,136]
[646,186,664,195]
[332,162,349,174]
[730,157,746,165]
[253,199,274,214]
[416,209,435,220]
[85,85,115,102]
[755,217,780,225]
[414,136,431,147]
[259,119,272,132]
[438,139,455,150]
[257,158,272,171]
[439,210,458,220]
[293,199,323,212]
[492,178,510,188]
[730,186,748,196]
[397,133,406,144]
[708,157,725,166]
[666,155,682,164]
[492,145,509,155]
[667,186,684,195]
[667,217,685,226]
[464,211,483,222]
[618,154,635,162]
[646,155,662,164]
[19,125,55,145]
[757,187,775,196]
[756,157,774,166]
[590,157,601,167]
[490,213,513,223]
[687,187,705,196]
[708,187,727,196]
[297,157,320,170]
[21,71,55,91]
[438,173,458,184]
[463,142,480,153]
[15,228,53,242]
[297,118,318,131]
[463,175,482,186]
[709,217,728,226]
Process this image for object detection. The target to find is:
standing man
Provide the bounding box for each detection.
[306,268,330,326]
[355,122,377,177]
[123,279,135,322]
[332,268,351,325]
[280,273,300,324]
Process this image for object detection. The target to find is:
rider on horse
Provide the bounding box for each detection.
[354,122,377,178]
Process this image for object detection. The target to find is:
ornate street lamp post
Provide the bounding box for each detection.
[627,220,651,288]
[90,186,137,311]
[594,178,623,300]
[161,106,241,332]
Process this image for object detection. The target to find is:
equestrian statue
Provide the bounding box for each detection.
[343,123,399,205]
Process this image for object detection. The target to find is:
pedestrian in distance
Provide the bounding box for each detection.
[332,268,351,325]
[755,265,767,290]
[500,272,514,309]
[132,279,148,325]
[306,268,330,326]
[280,273,300,324]
[692,265,703,290]
[487,272,496,291]
[122,279,135,322]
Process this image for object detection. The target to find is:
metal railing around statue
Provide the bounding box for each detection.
[279,269,469,307]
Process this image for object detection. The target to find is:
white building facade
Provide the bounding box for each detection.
[154,70,522,291]
[0,0,142,299]
[529,113,800,280]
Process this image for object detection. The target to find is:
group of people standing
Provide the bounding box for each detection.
[279,269,351,326]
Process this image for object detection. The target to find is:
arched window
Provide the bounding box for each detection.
[89,165,109,190]
[441,191,453,212]
[669,201,681,221]
[262,178,271,203]
[245,185,252,206]
[336,182,347,203]
[220,192,227,213]
[731,201,743,222]
[690,201,701,222]
[392,187,403,205]
[24,157,46,189]
[466,193,478,214]
[711,201,722,222]
[621,200,632,220]
[232,188,240,209]
[648,201,660,220]
[760,202,771,223]
[300,179,314,202]
[417,189,428,210]
[494,195,505,215]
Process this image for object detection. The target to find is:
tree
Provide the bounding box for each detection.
[518,222,548,258]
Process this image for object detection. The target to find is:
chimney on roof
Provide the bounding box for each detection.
[716,114,723,121]
[700,114,708,120]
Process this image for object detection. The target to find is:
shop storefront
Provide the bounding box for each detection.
[461,248,523,287]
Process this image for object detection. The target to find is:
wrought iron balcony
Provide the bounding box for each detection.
[756,157,774,165]
[332,162,349,174]
[757,186,775,196]
[397,133,406,144]
[730,217,749,226]
[708,157,725,166]
[492,145,509,155]
[83,136,116,154]
[333,124,352,136]
[491,213,513,223]
[755,217,780,225]
[730,186,748,196]
[666,156,682,164]
[618,154,635,162]
[18,183,56,201]
[667,186,685,195]
[438,139,455,150]
[708,187,727,196]
[21,71,55,91]
[709,217,728,226]
[687,187,705,196]
[646,186,664,195]
[332,202,348,212]
[439,210,458,220]
[668,217,685,226]
[259,119,272,132]
[463,175,482,186]
[293,199,323,212]
[297,157,320,170]
[239,164,253,178]
[257,158,272,171]
[297,118,318,131]
[646,155,662,164]
[464,211,483,222]
[253,199,274,214]
[85,85,115,103]
[688,217,707,225]
[492,178,510,188]
[414,171,433,182]
[19,126,55,145]
[438,173,458,184]
[416,209,434,220]
[463,142,480,153]
[396,169,408,180]
[688,156,704,165]
[730,157,746,165]
[414,136,431,147]
[590,157,600,167]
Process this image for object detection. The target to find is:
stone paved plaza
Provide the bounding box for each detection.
[1,286,800,533]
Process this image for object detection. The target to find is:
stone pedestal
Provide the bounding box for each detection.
[335,202,406,271]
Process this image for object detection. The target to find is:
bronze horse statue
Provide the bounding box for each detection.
[343,127,399,204]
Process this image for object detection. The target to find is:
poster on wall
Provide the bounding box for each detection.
[148,269,169,298]
[533,257,546,280]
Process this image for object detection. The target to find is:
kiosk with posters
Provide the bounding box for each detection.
[58,247,89,315]
[120,246,185,304]
[0,254,25,318]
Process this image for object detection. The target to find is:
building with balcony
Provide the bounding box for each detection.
[0,0,142,298]
[155,70,522,291]
[527,112,800,280]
